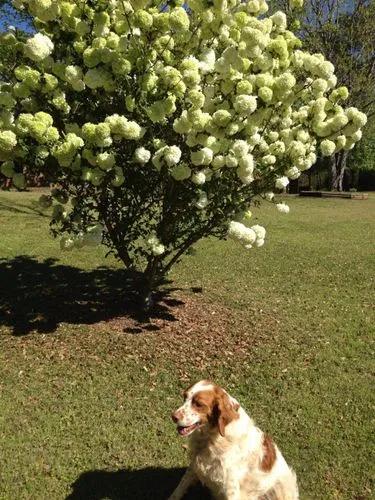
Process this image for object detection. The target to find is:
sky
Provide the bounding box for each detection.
[0,2,34,33]
[0,0,368,34]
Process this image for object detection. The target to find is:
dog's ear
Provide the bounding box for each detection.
[215,389,239,437]
[229,396,240,412]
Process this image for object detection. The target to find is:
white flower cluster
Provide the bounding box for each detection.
[146,235,165,256]
[24,33,54,62]
[276,202,290,214]
[275,176,290,190]
[228,221,266,249]
[152,145,182,170]
[0,0,367,257]
[134,147,151,165]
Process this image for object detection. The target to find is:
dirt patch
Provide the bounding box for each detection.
[0,291,278,380]
[92,292,276,378]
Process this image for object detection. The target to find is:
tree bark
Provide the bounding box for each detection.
[140,257,163,311]
[330,151,349,191]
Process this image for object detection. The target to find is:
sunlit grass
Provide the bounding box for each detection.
[0,190,374,499]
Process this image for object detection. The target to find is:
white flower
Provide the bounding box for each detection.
[238,172,254,185]
[241,227,257,246]
[289,0,304,8]
[212,155,226,170]
[147,235,165,256]
[25,33,54,61]
[289,140,306,160]
[251,224,266,240]
[65,65,84,84]
[191,171,206,185]
[196,191,208,209]
[275,176,289,190]
[97,152,115,171]
[232,140,250,158]
[191,147,213,166]
[262,154,276,166]
[228,221,246,240]
[320,139,336,157]
[237,153,254,184]
[265,192,275,201]
[152,244,165,256]
[226,155,238,168]
[123,121,142,140]
[234,95,258,115]
[171,164,191,181]
[0,130,17,152]
[276,202,290,213]
[351,130,362,142]
[164,145,182,167]
[228,221,257,248]
[134,147,151,164]
[199,48,216,74]
[254,238,265,247]
[285,166,301,180]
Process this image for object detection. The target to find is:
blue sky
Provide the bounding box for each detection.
[0,2,34,33]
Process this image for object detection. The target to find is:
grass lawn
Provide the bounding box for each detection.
[0,190,374,500]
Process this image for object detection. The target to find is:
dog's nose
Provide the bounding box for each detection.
[171,411,180,423]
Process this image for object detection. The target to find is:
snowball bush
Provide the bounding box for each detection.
[0,0,366,295]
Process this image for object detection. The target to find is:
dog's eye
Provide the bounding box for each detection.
[193,399,203,408]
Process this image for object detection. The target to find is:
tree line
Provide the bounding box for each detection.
[270,0,375,191]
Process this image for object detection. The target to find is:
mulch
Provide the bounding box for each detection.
[1,291,278,380]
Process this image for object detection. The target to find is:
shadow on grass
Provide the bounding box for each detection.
[66,467,210,500]
[0,200,49,217]
[0,256,184,336]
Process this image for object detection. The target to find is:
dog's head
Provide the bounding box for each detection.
[171,380,240,437]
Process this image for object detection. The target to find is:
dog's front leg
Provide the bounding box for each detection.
[224,477,241,500]
[168,467,198,500]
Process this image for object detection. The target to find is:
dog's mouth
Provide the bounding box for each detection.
[177,422,200,436]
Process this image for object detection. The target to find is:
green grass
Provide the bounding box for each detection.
[0,190,374,500]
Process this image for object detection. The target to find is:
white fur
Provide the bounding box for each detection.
[170,384,299,500]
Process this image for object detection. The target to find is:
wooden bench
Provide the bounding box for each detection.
[299,191,368,200]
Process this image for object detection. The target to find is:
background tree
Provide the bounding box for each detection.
[270,0,375,191]
[0,1,32,80]
[347,119,375,188]
[0,0,367,306]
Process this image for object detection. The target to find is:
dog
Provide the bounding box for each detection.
[169,380,299,500]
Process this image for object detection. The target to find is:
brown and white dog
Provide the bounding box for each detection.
[169,380,299,500]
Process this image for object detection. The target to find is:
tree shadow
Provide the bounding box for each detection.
[0,256,184,336]
[0,200,49,217]
[66,467,210,500]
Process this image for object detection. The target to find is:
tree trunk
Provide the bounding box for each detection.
[338,164,346,192]
[140,257,163,311]
[330,151,349,191]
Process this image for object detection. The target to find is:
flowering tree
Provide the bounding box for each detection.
[270,0,375,191]
[0,0,367,304]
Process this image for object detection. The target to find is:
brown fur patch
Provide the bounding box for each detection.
[260,434,276,472]
[183,380,212,400]
[190,390,216,426]
[184,385,239,436]
[213,386,240,436]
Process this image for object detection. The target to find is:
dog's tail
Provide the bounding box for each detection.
[262,470,299,500]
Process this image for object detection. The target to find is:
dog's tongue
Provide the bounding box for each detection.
[177,424,197,436]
